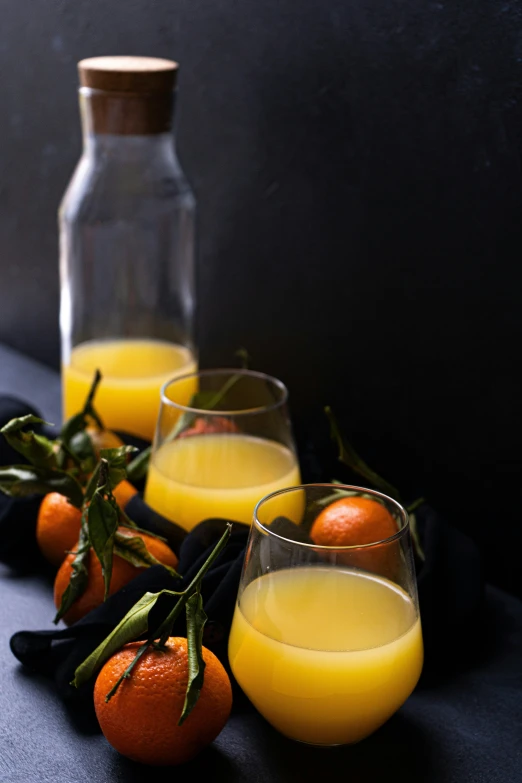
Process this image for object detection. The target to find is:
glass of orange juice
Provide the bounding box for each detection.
[144,369,301,531]
[228,484,423,746]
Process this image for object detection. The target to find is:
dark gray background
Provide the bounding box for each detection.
[1,0,521,595]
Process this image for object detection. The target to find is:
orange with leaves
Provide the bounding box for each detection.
[86,426,140,508]
[0,370,142,569]
[36,480,139,568]
[54,527,178,626]
[94,637,232,766]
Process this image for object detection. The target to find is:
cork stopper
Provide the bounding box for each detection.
[77,56,178,135]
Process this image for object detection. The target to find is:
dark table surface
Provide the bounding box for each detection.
[1,344,522,783]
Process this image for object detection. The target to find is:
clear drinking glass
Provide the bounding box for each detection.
[59,57,197,440]
[144,369,301,531]
[228,484,423,746]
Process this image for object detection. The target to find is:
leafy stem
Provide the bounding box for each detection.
[58,370,104,475]
[154,522,231,647]
[82,369,104,430]
[126,446,152,483]
[72,523,233,724]
[324,406,426,561]
[0,370,108,499]
[0,464,84,508]
[325,406,401,502]
[104,640,152,703]
[0,415,56,469]
[235,347,251,369]
[53,444,174,623]
[406,496,426,514]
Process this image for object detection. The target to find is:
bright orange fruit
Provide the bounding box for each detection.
[112,479,138,510]
[310,496,398,575]
[94,637,232,766]
[53,528,178,625]
[36,492,82,567]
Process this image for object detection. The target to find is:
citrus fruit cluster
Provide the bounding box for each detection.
[1,372,234,766]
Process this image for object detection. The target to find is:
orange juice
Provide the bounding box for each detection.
[62,339,197,440]
[144,433,301,531]
[228,567,423,745]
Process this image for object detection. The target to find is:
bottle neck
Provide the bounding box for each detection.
[82,131,176,163]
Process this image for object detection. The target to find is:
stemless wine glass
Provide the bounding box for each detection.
[144,369,301,531]
[228,484,423,746]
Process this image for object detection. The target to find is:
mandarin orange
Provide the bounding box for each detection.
[112,479,139,510]
[94,637,232,766]
[54,527,178,625]
[86,426,125,457]
[310,495,398,575]
[36,492,82,567]
[178,416,239,439]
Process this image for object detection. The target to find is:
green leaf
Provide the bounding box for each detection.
[88,491,119,601]
[60,412,88,448]
[99,445,138,489]
[325,406,401,502]
[54,437,83,471]
[113,530,179,577]
[84,446,137,504]
[126,446,152,482]
[154,522,232,645]
[178,590,207,725]
[235,347,251,369]
[84,462,101,504]
[406,496,426,514]
[0,414,50,435]
[54,525,90,623]
[119,518,166,540]
[82,369,104,430]
[71,590,174,688]
[0,465,84,507]
[67,430,96,473]
[0,415,57,469]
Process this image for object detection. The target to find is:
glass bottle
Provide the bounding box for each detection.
[59,56,197,441]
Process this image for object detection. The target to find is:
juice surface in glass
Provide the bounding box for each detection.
[62,338,197,440]
[144,433,301,531]
[228,566,423,746]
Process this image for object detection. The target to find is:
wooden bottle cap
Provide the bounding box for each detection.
[78,56,178,94]
[77,56,178,135]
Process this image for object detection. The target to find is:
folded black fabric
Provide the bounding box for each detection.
[1,394,484,705]
[9,503,483,701]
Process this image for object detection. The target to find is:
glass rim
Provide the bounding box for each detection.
[253,483,410,550]
[160,367,289,417]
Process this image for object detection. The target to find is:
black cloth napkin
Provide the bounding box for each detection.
[1,394,484,705]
